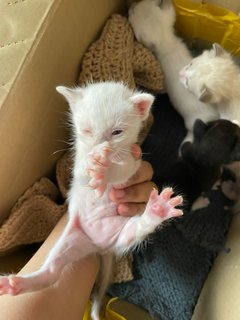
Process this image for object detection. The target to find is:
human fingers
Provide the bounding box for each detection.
[110,180,157,204]
[123,161,153,188]
[117,202,146,216]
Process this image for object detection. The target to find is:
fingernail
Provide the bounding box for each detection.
[113,189,125,198]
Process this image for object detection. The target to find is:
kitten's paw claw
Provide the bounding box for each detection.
[172,209,184,217]
[159,187,174,200]
[169,195,183,207]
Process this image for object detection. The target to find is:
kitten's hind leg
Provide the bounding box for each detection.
[0,216,97,295]
[91,253,113,320]
[115,188,183,253]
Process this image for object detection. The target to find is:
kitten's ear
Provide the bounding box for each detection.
[131,93,154,120]
[212,43,225,57]
[193,119,208,142]
[56,86,83,106]
[198,85,212,103]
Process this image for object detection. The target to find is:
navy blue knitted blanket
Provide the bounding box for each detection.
[108,94,236,320]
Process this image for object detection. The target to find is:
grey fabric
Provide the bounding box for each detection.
[109,174,234,320]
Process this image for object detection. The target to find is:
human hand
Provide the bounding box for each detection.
[109,144,157,216]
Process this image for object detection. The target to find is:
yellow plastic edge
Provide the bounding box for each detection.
[105,297,127,320]
[173,0,240,55]
[83,298,126,320]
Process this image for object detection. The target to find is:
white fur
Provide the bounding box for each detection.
[59,82,154,211]
[179,43,240,122]
[129,0,219,143]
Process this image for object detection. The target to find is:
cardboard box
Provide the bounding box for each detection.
[1,1,240,319]
[0,0,125,223]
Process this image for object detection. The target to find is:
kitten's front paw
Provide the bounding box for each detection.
[86,142,111,196]
[129,0,176,48]
[147,187,183,220]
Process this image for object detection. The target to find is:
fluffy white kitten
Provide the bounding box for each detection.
[129,0,219,144]
[0,81,183,320]
[179,43,240,123]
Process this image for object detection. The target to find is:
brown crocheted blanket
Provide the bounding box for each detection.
[0,14,164,282]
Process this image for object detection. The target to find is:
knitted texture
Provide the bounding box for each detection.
[0,178,66,255]
[109,178,234,320]
[78,14,164,93]
[78,14,135,89]
[0,14,165,283]
[113,255,134,283]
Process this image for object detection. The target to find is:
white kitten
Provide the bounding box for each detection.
[129,0,219,144]
[179,43,240,123]
[0,82,183,320]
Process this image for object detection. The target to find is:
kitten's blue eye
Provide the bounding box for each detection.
[112,129,123,136]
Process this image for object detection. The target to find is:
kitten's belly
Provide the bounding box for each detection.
[77,188,130,249]
[82,212,128,250]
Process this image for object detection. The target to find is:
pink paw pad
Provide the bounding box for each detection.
[149,188,183,219]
